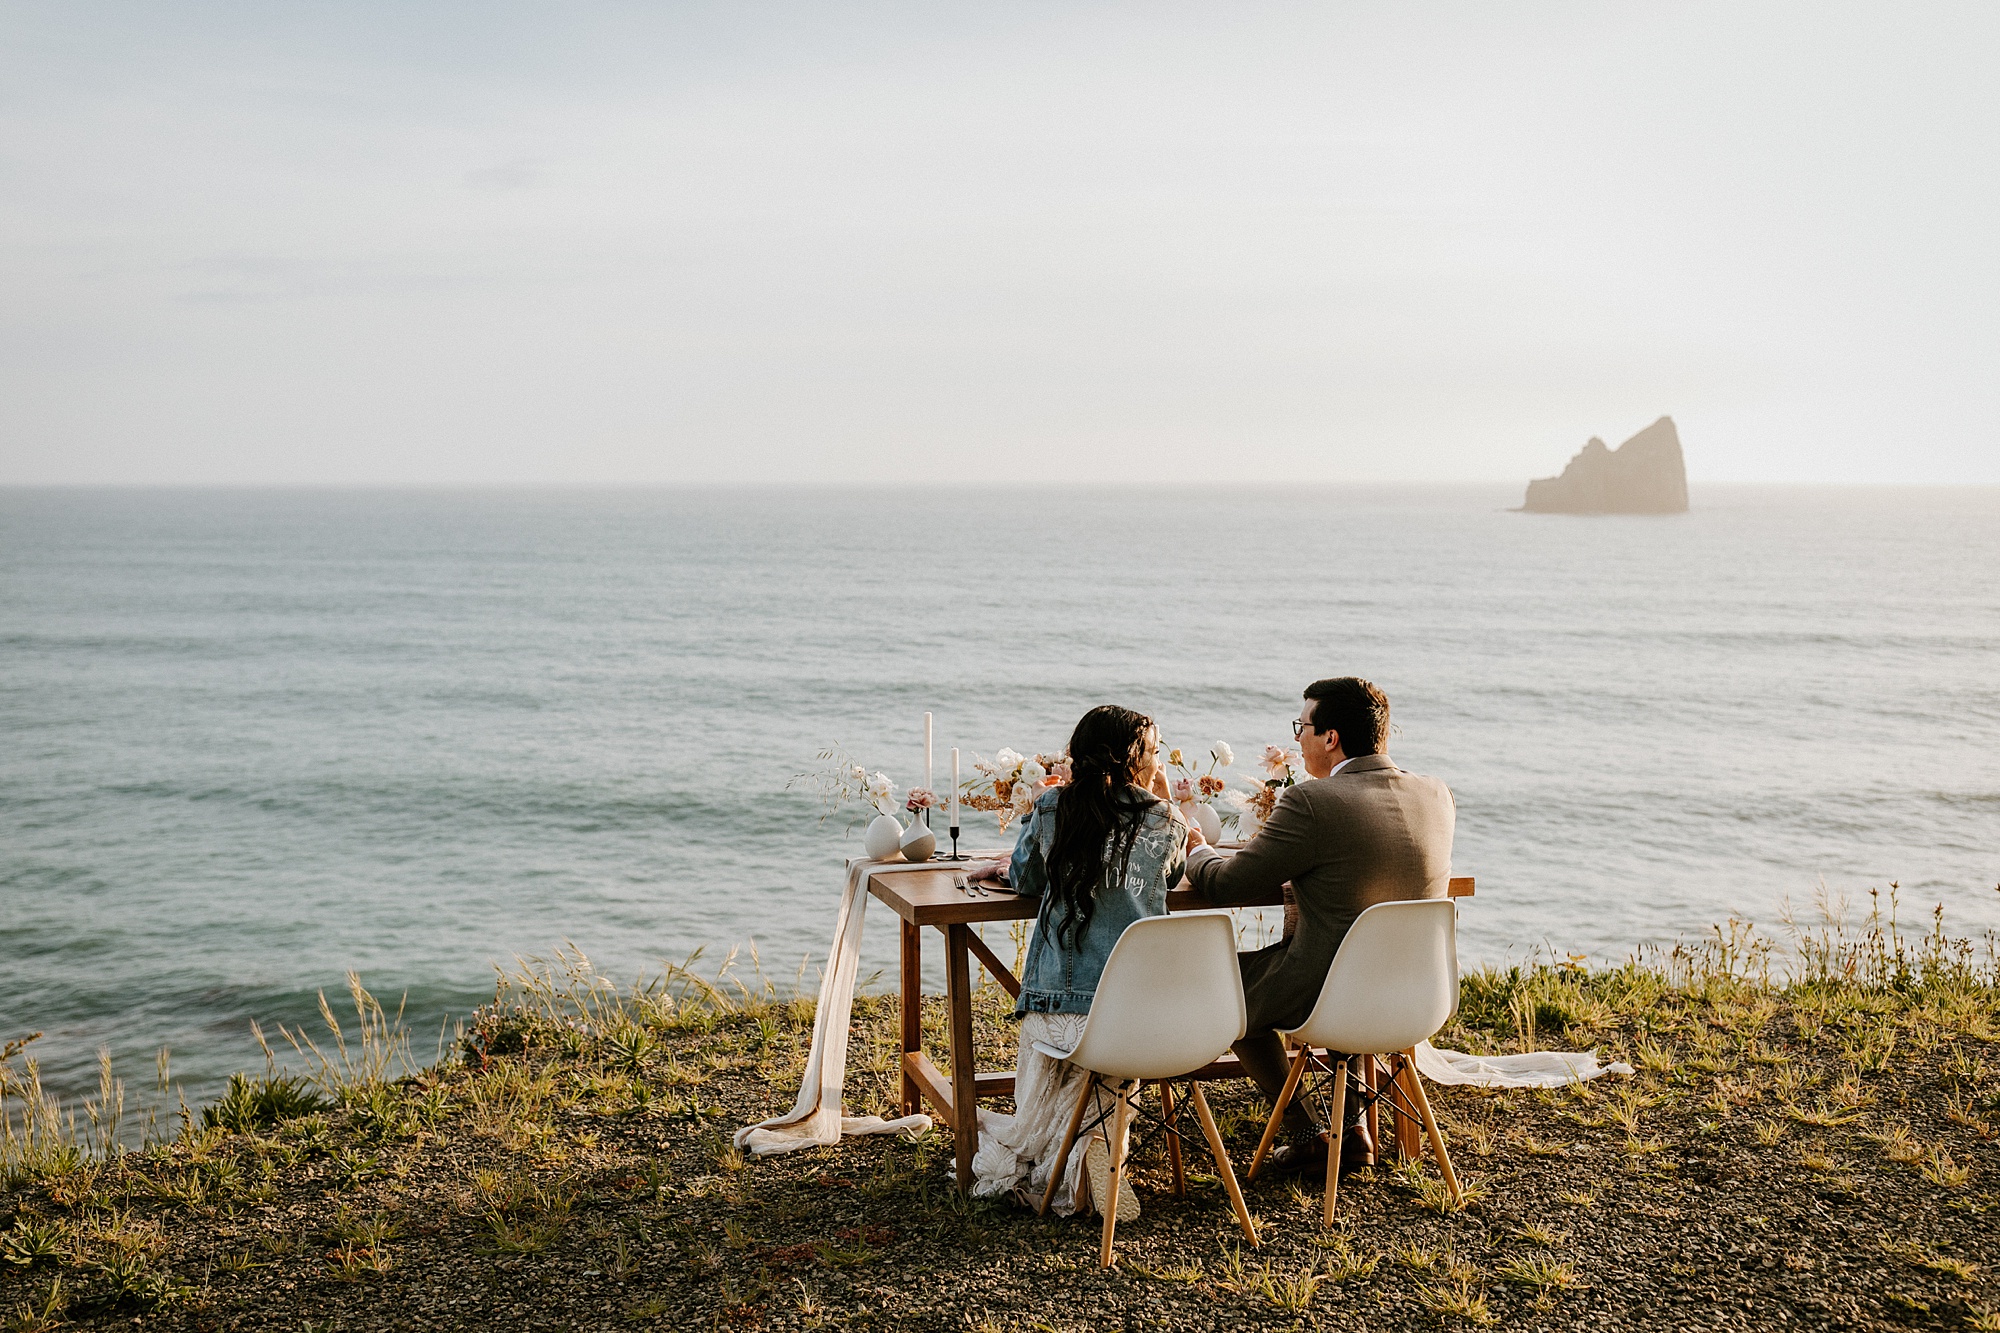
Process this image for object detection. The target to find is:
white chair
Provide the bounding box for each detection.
[1245,898,1464,1223]
[1032,913,1260,1267]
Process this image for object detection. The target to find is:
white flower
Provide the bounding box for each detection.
[1010,782,1038,814]
[866,771,895,800]
[1019,759,1047,787]
[992,747,1024,776]
[1211,742,1233,767]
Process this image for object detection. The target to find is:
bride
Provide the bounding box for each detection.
[967,705,1189,1219]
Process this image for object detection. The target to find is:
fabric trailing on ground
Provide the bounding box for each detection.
[733,857,941,1155]
[1413,1040,1634,1088]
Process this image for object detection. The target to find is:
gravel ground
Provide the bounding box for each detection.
[3,952,1996,1332]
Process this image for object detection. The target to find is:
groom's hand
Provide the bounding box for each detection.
[1185,824,1207,850]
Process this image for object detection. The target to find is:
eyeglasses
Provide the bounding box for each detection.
[1291,719,1315,739]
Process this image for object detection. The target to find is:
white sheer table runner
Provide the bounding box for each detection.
[734,853,1007,1158]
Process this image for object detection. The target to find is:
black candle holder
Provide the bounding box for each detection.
[945,825,963,860]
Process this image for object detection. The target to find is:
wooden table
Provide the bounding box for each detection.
[868,863,1475,1191]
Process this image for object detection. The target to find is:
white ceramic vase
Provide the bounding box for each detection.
[1192,801,1224,845]
[899,813,937,863]
[863,813,906,860]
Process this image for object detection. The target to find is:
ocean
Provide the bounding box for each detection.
[3,484,1997,1114]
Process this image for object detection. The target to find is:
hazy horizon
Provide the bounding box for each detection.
[5,3,1998,488]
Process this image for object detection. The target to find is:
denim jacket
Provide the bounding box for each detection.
[1009,785,1187,1016]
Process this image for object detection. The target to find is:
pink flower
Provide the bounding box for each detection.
[1259,744,1298,779]
[904,787,937,811]
[1171,777,1195,802]
[1050,760,1072,785]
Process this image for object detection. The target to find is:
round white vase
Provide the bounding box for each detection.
[899,814,937,863]
[1192,801,1224,845]
[863,813,906,860]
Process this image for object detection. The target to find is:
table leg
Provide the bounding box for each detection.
[899,919,922,1116]
[944,923,978,1192]
[1391,1054,1420,1163]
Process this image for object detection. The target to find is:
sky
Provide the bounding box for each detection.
[3,2,1997,487]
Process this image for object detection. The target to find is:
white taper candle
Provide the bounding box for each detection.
[950,747,960,827]
[925,712,934,793]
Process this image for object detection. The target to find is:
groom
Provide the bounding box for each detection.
[1183,676,1455,1173]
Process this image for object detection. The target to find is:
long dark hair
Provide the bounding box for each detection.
[1045,705,1161,948]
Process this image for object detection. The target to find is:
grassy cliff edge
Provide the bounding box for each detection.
[4,895,1998,1332]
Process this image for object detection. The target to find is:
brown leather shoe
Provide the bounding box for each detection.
[1263,1129,1329,1177]
[1339,1122,1377,1176]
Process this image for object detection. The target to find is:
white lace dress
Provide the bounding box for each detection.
[969,1011,1131,1215]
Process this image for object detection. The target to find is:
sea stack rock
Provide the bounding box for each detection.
[1522,417,1689,514]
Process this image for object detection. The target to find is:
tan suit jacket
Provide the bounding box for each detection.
[1184,752,1454,1033]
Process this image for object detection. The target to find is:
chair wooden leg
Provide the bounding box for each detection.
[1039,1072,1095,1217]
[1247,1044,1311,1182]
[1363,1056,1381,1163]
[1189,1081,1259,1247]
[1321,1059,1348,1226]
[1403,1048,1462,1207]
[1098,1084,1134,1268]
[1159,1080,1186,1198]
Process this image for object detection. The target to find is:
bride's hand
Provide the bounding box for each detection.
[1185,822,1207,850]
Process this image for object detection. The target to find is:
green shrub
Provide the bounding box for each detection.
[200,1073,333,1134]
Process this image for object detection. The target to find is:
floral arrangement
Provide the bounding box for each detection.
[959,747,1071,829]
[797,736,1302,839]
[1226,743,1302,833]
[790,749,906,826]
[1166,741,1234,808]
